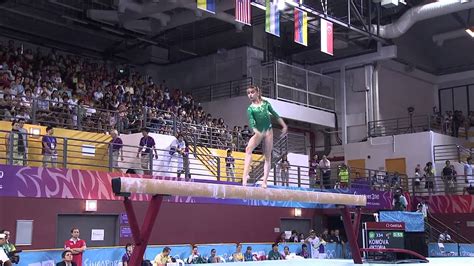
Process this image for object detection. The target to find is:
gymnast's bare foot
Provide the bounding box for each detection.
[261,182,267,188]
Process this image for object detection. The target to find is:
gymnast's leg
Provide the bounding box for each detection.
[262,129,273,188]
[242,132,264,186]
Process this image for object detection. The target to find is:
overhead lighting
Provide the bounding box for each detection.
[85,200,98,212]
[277,0,286,10]
[61,15,89,25]
[465,27,474,37]
[101,26,125,36]
[294,208,302,217]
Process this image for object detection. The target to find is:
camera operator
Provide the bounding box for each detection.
[392,187,408,211]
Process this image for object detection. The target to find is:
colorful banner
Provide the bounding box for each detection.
[428,243,459,257]
[197,0,216,14]
[265,0,280,37]
[414,195,474,214]
[320,18,334,55]
[0,165,391,209]
[294,8,308,46]
[379,211,424,232]
[236,0,251,25]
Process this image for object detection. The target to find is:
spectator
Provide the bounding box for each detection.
[414,164,421,192]
[56,250,76,266]
[267,243,283,260]
[243,246,254,261]
[464,157,474,192]
[297,243,310,259]
[392,187,408,211]
[5,120,25,166]
[119,243,133,266]
[186,245,205,264]
[179,141,191,181]
[232,243,244,262]
[438,231,452,243]
[423,162,435,195]
[321,228,331,243]
[64,228,86,266]
[175,134,186,177]
[288,230,299,242]
[298,233,305,243]
[279,153,290,186]
[338,163,349,189]
[282,246,290,259]
[442,160,456,194]
[42,126,57,167]
[152,246,172,266]
[207,248,222,263]
[225,149,235,182]
[276,232,286,243]
[309,154,319,188]
[416,201,428,219]
[1,231,15,256]
[137,128,158,175]
[332,229,346,258]
[305,230,321,259]
[319,155,331,189]
[107,129,123,170]
[0,234,11,266]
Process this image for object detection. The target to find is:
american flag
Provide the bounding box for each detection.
[236,0,251,25]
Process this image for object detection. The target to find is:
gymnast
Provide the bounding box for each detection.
[242,85,287,188]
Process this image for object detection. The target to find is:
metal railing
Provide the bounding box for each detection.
[433,144,473,163]
[186,77,253,103]
[368,115,432,138]
[406,174,474,196]
[426,213,472,244]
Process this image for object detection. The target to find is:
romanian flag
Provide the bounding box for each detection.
[294,8,307,46]
[265,0,280,37]
[197,0,216,14]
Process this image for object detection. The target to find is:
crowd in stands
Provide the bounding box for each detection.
[431,107,474,138]
[0,40,253,151]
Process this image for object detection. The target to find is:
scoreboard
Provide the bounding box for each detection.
[363,222,406,250]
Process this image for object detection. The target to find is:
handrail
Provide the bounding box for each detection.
[368,114,432,138]
[427,213,472,244]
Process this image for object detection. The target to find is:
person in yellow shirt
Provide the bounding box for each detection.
[152,247,172,266]
[232,243,244,262]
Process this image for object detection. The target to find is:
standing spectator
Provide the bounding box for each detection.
[2,231,16,255]
[438,231,452,243]
[267,243,283,260]
[331,229,346,258]
[121,243,133,266]
[279,153,290,186]
[207,249,222,263]
[107,129,123,170]
[0,233,11,266]
[175,134,186,177]
[56,250,76,266]
[17,118,28,165]
[308,154,319,188]
[416,201,429,219]
[179,141,191,181]
[442,160,455,194]
[232,243,244,262]
[225,149,236,182]
[297,243,310,259]
[319,155,331,189]
[321,228,331,243]
[423,162,435,195]
[42,126,57,167]
[5,120,25,166]
[64,228,86,266]
[152,246,172,266]
[305,230,321,259]
[338,164,349,189]
[392,187,408,211]
[136,128,158,175]
[414,164,422,193]
[464,157,474,186]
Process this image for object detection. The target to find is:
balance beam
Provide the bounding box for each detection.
[112,177,367,206]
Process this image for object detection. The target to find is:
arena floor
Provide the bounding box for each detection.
[205,258,474,266]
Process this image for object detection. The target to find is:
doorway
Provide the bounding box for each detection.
[280,218,311,236]
[385,158,407,174]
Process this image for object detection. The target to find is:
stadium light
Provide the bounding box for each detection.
[465,27,474,37]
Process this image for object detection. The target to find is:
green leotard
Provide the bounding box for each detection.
[247,100,280,132]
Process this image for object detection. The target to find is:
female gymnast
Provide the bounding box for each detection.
[242,85,287,188]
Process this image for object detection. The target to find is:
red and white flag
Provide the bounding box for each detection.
[236,0,251,25]
[320,18,333,56]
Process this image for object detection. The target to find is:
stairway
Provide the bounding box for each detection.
[184,134,220,180]
[433,144,472,163]
[425,213,472,244]
[249,134,288,184]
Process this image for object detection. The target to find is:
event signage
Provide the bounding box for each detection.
[363,222,405,250]
[365,222,405,231]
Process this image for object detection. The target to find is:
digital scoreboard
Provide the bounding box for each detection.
[363,222,406,250]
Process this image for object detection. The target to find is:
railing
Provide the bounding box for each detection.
[250,134,288,183]
[426,213,472,244]
[433,144,473,163]
[186,77,253,103]
[349,167,409,192]
[368,115,432,138]
[407,174,474,196]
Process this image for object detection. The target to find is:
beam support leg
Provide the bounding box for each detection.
[340,206,363,264]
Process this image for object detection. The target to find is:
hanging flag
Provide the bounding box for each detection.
[320,18,333,55]
[197,0,216,14]
[236,0,251,25]
[294,8,308,46]
[290,0,303,5]
[265,0,280,37]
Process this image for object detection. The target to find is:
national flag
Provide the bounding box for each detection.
[320,18,334,55]
[197,0,216,14]
[294,8,307,46]
[236,0,251,25]
[265,0,280,37]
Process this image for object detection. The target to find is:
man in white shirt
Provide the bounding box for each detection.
[438,231,452,243]
[305,230,321,259]
[0,233,11,265]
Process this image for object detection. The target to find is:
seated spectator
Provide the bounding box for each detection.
[0,233,11,266]
[232,243,244,262]
[321,228,330,242]
[288,230,299,242]
[56,250,76,266]
[207,249,222,263]
[438,231,452,243]
[282,246,290,259]
[243,246,254,262]
[297,243,310,259]
[186,246,205,264]
[267,243,283,260]
[121,243,133,266]
[298,233,305,243]
[152,246,172,266]
[276,232,287,243]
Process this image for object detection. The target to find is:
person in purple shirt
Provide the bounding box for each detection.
[107,129,123,170]
[42,125,57,167]
[121,243,133,266]
[136,128,158,174]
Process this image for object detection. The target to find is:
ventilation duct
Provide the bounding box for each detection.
[373,0,474,39]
